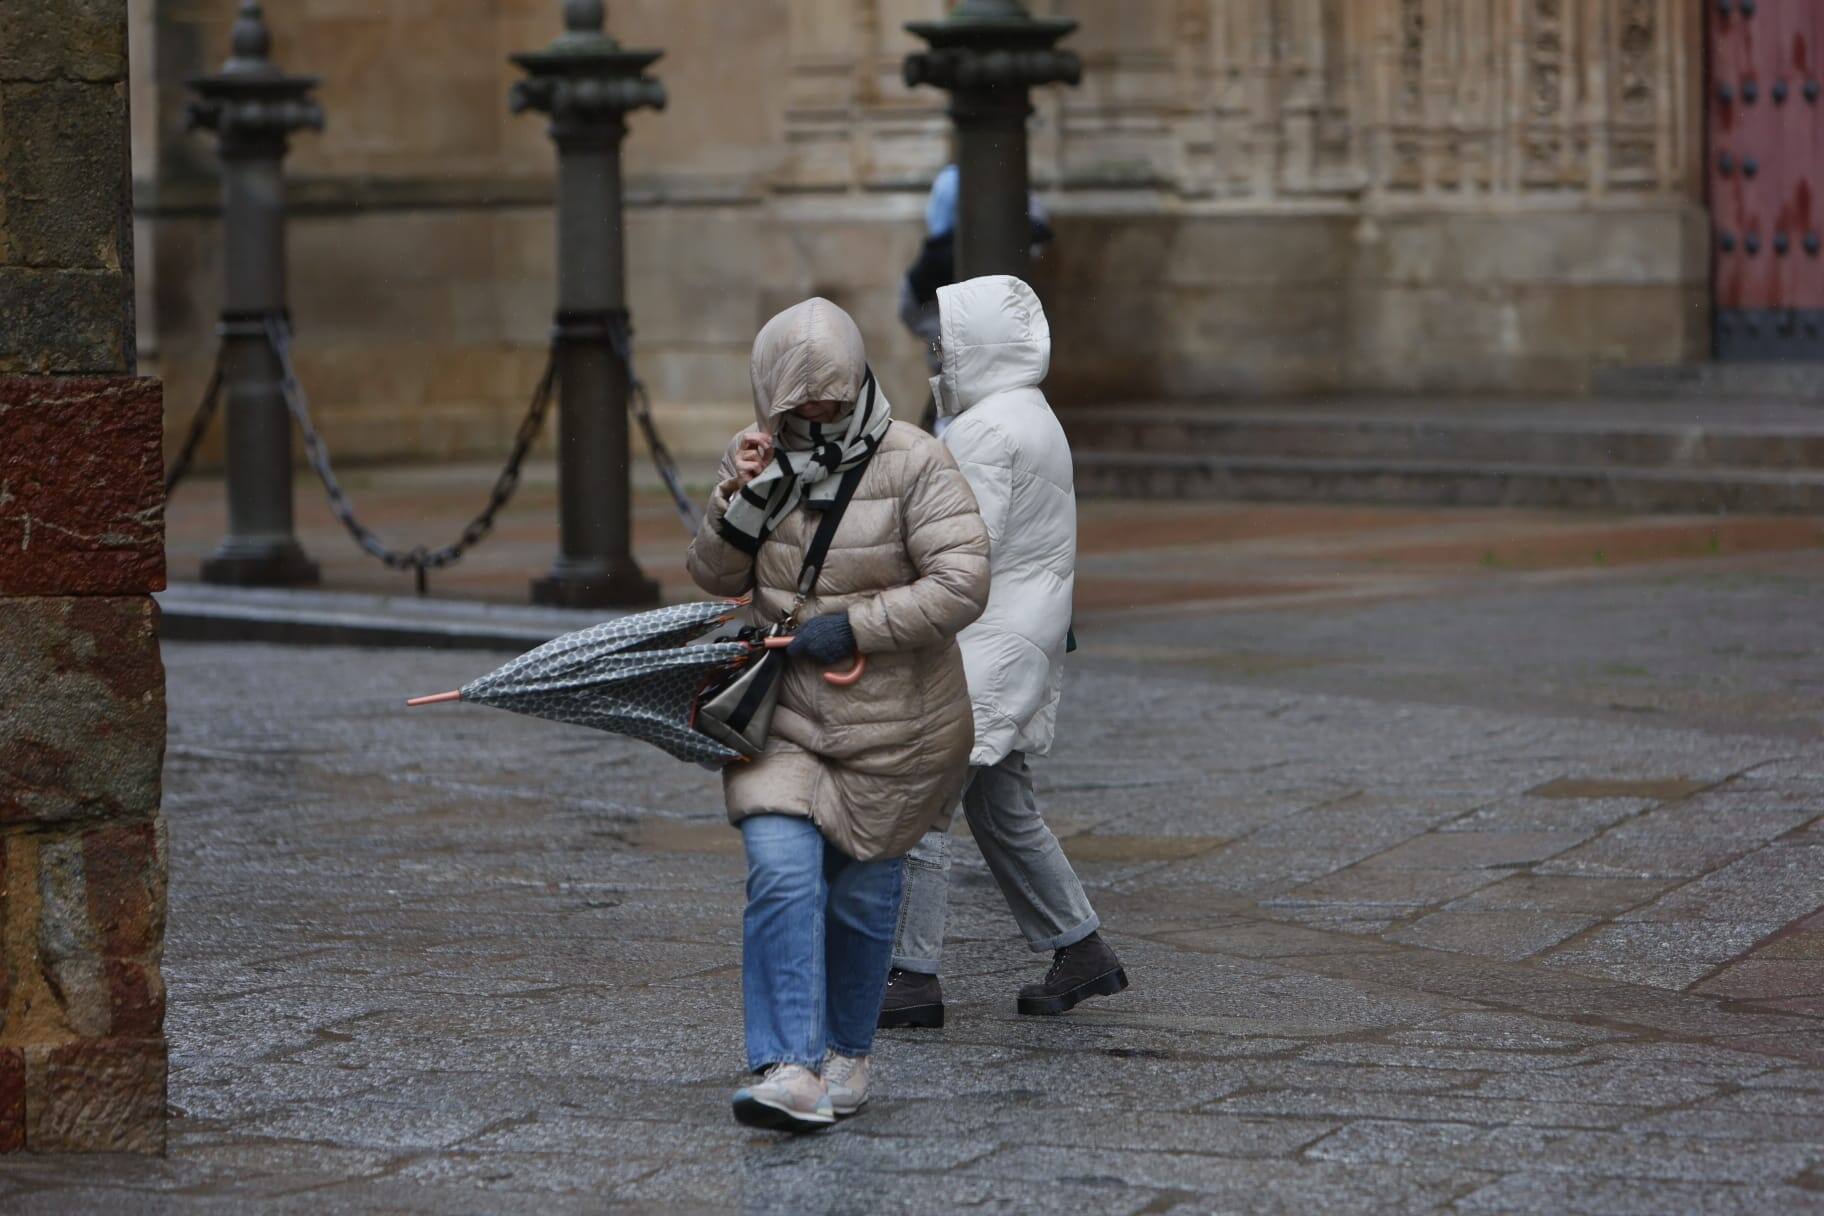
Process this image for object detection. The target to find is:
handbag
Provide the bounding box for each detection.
[695,460,868,759]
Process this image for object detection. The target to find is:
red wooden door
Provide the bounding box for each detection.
[1710,0,1824,359]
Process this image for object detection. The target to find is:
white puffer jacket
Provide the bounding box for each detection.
[932,275,1076,768]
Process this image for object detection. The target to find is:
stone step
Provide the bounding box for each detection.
[1072,451,1824,514]
[1060,407,1824,472]
[1592,361,1824,401]
[155,583,617,650]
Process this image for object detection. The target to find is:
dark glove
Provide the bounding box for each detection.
[788,613,856,665]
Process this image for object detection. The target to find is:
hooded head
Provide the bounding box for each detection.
[749,297,868,434]
[932,275,1052,418]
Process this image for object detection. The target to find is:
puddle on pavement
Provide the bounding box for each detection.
[1065,1008,1358,1038]
[1053,834,1228,862]
[1075,503,1456,553]
[1347,517,1824,573]
[1529,777,1709,801]
[1074,579,1333,612]
[1076,646,1346,676]
[624,819,743,856]
[588,820,1222,863]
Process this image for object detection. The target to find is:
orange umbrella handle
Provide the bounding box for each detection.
[406,691,462,707]
[824,655,866,687]
[761,636,867,687]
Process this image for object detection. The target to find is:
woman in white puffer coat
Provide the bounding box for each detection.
[880,275,1130,1028]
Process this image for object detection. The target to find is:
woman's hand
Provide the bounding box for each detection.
[787,613,856,664]
[734,430,774,488]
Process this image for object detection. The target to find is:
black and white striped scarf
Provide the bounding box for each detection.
[718,369,890,555]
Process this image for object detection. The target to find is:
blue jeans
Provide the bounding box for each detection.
[740,814,905,1072]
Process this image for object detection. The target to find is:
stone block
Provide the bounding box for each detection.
[293,210,497,289]
[1363,831,1587,871]
[2,816,166,1048]
[0,269,133,376]
[0,835,9,1020]
[0,80,130,273]
[0,1,126,84]
[1387,910,1600,961]
[0,598,164,827]
[97,958,164,1038]
[23,1037,165,1154]
[1361,207,1705,289]
[78,820,164,955]
[0,1048,21,1153]
[1159,215,1354,287]
[0,377,164,595]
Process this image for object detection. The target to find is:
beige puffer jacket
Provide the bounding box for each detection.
[687,299,991,861]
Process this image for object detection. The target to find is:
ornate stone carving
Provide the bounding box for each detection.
[1608,0,1662,185]
[772,0,1693,207]
[1521,0,1571,187]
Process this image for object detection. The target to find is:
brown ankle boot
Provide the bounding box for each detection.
[1017,933,1129,1016]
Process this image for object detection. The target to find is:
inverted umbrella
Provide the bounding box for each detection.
[406,600,864,767]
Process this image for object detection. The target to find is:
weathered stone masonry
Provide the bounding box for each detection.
[0,0,170,1154]
[135,1,1707,469]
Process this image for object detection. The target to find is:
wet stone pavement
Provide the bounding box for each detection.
[7,544,1824,1212]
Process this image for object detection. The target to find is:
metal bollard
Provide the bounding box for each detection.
[905,0,1082,283]
[512,0,665,609]
[187,1,322,587]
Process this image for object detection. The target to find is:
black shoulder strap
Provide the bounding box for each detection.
[792,370,880,600]
[795,458,868,599]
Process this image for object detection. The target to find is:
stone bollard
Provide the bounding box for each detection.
[512,0,665,609]
[186,1,323,586]
[905,0,1082,283]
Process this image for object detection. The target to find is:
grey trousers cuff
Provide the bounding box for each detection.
[1028,911,1100,954]
[889,952,942,975]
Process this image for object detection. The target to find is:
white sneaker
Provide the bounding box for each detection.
[732,1063,835,1133]
[823,1051,870,1116]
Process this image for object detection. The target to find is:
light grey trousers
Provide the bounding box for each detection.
[889,751,1100,975]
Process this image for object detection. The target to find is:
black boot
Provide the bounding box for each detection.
[878,968,945,1029]
[1017,932,1129,1016]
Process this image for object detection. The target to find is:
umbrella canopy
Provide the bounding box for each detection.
[409,601,865,767]
[452,602,752,766]
[535,600,744,658]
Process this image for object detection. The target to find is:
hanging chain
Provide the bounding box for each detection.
[604,311,702,534]
[162,348,227,496]
[266,313,558,595]
[158,310,695,594]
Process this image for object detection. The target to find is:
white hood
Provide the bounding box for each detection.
[934,275,1052,418]
[933,275,1076,768]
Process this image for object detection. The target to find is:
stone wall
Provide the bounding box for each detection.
[135,1,1709,467]
[1,0,170,1154]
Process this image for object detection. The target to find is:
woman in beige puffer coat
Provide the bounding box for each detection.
[687,297,989,1132]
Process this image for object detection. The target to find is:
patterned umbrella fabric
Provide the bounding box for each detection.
[449,602,753,766]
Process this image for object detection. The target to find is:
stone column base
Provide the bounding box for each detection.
[0,1039,168,1154]
[530,563,662,609]
[200,538,321,587]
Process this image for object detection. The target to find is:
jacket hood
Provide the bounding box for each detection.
[750,297,868,432]
[935,275,1051,417]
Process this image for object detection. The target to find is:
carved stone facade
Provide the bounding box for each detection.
[132,1,1708,465]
